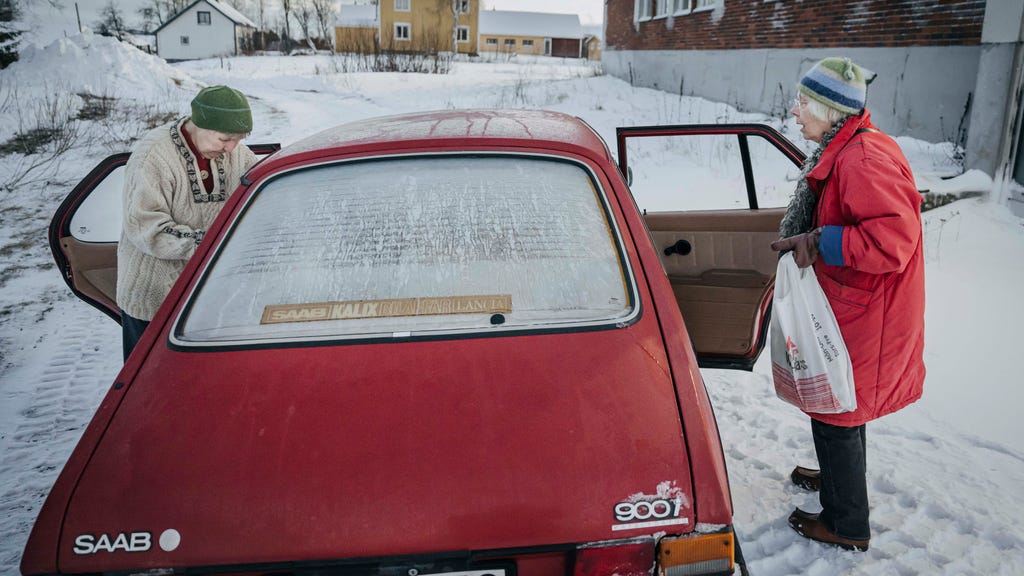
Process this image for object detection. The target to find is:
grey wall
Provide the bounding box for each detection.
[603,46,982,160]
[973,0,1024,195]
[965,43,1018,176]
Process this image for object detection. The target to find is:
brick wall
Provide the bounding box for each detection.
[606,0,986,51]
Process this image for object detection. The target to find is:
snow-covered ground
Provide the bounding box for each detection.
[1,32,1022,575]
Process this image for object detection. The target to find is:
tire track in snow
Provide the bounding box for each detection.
[0,302,119,572]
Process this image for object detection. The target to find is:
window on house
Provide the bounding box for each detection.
[456,0,470,13]
[672,0,692,13]
[522,39,534,46]
[457,26,469,43]
[486,38,497,45]
[504,38,516,46]
[197,11,211,25]
[394,23,410,40]
[635,0,653,20]
[395,0,410,11]
[180,36,190,45]
[694,0,717,9]
[655,0,669,17]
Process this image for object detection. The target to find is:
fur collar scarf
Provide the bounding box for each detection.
[779,117,850,238]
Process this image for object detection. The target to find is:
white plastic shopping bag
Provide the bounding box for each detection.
[770,253,856,414]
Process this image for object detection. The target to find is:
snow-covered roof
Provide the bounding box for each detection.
[207,0,257,28]
[156,0,257,33]
[478,10,583,39]
[336,4,378,28]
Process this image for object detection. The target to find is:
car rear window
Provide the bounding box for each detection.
[175,155,637,345]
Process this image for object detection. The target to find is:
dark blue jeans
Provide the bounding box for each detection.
[121,310,150,362]
[811,419,870,540]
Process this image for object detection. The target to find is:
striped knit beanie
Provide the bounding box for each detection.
[798,57,875,115]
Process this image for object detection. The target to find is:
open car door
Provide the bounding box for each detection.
[49,143,280,323]
[617,124,805,370]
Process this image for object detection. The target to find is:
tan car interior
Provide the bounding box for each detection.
[61,209,784,358]
[643,209,784,361]
[61,237,118,315]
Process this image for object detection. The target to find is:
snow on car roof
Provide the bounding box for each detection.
[254,109,611,172]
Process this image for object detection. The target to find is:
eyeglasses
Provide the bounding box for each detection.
[792,98,809,110]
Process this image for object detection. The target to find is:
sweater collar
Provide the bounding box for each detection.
[806,109,872,189]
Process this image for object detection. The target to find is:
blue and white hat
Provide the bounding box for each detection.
[798,57,876,115]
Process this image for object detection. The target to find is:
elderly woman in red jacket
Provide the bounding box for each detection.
[771,57,926,552]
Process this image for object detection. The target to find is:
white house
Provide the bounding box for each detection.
[155,0,256,61]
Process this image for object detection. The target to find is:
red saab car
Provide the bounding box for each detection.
[28,109,804,576]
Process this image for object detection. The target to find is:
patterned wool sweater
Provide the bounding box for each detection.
[116,118,257,321]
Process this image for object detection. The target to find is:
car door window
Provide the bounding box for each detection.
[623,132,799,212]
[176,155,638,345]
[69,166,125,243]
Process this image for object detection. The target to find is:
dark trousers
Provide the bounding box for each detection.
[811,419,870,540]
[121,310,151,362]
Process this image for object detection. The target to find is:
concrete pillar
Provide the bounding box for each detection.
[964,0,1024,210]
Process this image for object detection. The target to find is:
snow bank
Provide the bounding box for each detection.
[1,31,197,137]
[8,30,194,99]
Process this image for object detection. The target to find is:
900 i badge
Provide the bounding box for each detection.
[612,482,690,531]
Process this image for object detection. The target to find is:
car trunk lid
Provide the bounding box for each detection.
[59,322,694,572]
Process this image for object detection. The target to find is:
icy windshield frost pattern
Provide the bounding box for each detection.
[179,156,632,342]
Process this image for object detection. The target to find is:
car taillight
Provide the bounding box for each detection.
[574,538,655,576]
[656,532,734,576]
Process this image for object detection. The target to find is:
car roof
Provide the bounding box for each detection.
[247,109,613,179]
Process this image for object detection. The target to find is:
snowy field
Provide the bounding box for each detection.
[1,32,1023,575]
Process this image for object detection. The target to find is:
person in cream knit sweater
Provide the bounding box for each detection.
[117,85,257,360]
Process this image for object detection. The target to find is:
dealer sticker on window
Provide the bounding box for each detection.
[261,295,512,324]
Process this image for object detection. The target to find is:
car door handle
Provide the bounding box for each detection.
[663,239,692,256]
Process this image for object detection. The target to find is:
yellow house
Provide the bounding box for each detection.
[583,35,601,61]
[478,10,583,58]
[335,4,379,53]
[335,0,480,55]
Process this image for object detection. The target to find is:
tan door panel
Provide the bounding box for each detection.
[60,237,118,314]
[644,209,783,360]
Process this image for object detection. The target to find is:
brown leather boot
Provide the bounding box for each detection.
[791,466,820,491]
[788,508,869,551]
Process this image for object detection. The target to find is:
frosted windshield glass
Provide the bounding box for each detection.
[178,156,634,343]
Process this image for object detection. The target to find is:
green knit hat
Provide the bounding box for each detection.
[798,57,876,115]
[191,85,252,134]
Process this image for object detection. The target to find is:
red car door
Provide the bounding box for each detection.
[616,123,806,370]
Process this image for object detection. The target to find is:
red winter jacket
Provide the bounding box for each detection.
[807,110,926,427]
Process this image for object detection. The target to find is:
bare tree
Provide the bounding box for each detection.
[0,0,21,69]
[448,0,469,55]
[137,6,156,32]
[278,0,293,51]
[311,0,334,48]
[141,0,165,25]
[450,0,457,55]
[96,0,127,41]
[293,0,313,46]
[163,0,190,19]
[247,0,267,49]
